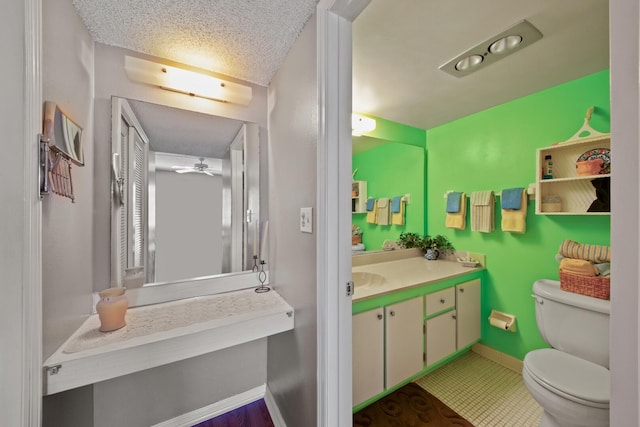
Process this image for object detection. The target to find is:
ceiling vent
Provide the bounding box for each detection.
[439,20,543,77]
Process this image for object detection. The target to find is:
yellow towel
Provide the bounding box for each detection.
[560,258,599,277]
[377,198,390,225]
[471,191,495,233]
[501,189,527,233]
[446,193,467,230]
[366,199,378,224]
[391,200,405,225]
[559,240,610,263]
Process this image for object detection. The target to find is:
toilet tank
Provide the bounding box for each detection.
[533,279,610,368]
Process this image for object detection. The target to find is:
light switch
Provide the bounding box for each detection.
[300,207,313,233]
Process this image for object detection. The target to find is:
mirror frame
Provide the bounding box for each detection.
[109,96,261,289]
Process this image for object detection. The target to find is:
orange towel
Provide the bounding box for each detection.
[560,258,599,277]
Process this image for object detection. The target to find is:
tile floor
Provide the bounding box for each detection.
[415,351,543,427]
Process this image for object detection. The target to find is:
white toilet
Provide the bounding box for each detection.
[523,279,610,427]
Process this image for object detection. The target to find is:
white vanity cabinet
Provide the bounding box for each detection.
[385,297,424,388]
[425,288,456,366]
[456,279,482,349]
[352,308,384,406]
[351,257,484,409]
[352,296,423,406]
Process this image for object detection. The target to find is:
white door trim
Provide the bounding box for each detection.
[316,1,369,426]
[23,0,43,424]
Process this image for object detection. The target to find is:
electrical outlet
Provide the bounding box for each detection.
[300,207,313,233]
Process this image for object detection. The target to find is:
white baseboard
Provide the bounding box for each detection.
[264,385,287,427]
[152,384,266,427]
[472,343,523,373]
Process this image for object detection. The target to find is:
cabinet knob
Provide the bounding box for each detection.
[389,310,396,317]
[377,314,383,320]
[440,298,445,304]
[459,288,465,293]
[452,314,457,319]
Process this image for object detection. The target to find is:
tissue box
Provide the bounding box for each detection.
[559,271,610,300]
[542,195,562,212]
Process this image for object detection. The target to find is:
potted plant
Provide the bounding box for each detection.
[421,234,455,260]
[397,232,423,249]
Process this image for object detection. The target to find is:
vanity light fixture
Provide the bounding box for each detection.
[440,20,543,77]
[352,113,376,136]
[124,56,252,106]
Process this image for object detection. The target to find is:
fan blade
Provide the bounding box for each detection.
[203,170,215,176]
[175,169,193,174]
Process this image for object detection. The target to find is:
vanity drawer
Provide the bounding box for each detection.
[425,287,455,316]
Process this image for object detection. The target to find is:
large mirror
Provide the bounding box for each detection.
[110,96,261,288]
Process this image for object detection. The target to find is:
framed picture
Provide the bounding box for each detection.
[43,101,84,166]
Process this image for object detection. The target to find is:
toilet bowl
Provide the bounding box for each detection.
[523,280,610,427]
[523,349,609,427]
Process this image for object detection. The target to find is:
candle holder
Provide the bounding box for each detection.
[255,260,270,293]
[252,255,259,272]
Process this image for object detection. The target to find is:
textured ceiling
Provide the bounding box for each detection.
[75,0,609,152]
[73,0,317,86]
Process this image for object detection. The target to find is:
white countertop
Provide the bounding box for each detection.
[352,256,483,301]
[43,288,294,395]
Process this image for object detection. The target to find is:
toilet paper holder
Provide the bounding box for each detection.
[488,309,517,333]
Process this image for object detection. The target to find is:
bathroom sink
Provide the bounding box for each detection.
[352,272,387,290]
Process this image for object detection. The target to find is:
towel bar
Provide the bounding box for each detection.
[443,187,535,200]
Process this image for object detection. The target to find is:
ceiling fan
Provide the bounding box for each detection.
[171,157,219,176]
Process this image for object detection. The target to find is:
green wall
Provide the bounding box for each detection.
[352,118,427,251]
[426,70,611,360]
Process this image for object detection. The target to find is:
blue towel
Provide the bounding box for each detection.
[446,192,463,213]
[501,187,524,210]
[366,198,375,211]
[391,196,402,213]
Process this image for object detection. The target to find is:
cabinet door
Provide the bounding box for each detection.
[353,308,384,406]
[425,311,456,366]
[456,279,481,349]
[385,297,424,388]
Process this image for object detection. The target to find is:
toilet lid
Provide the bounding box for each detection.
[524,349,610,406]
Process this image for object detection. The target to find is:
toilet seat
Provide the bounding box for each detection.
[523,348,609,409]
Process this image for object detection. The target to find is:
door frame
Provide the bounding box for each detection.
[316,1,370,426]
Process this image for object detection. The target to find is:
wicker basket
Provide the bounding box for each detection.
[559,270,610,300]
[352,235,362,245]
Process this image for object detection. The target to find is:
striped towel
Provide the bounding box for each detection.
[559,240,611,263]
[470,191,495,233]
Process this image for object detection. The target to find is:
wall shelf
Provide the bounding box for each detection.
[43,288,294,395]
[352,180,368,213]
[535,133,611,215]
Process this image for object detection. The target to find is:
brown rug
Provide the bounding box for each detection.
[354,383,474,427]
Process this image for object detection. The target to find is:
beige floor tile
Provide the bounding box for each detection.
[415,351,542,427]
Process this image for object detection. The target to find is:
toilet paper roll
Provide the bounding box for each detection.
[489,317,510,330]
[488,309,517,332]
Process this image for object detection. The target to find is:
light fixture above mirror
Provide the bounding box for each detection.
[352,113,376,136]
[124,56,253,105]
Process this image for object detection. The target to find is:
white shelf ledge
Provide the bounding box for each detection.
[43,288,294,395]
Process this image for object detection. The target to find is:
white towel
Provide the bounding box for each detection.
[470,191,495,233]
[377,198,390,225]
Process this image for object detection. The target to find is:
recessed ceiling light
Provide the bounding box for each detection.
[439,20,543,77]
[455,55,484,71]
[489,35,523,54]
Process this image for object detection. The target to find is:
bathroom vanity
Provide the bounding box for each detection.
[42,274,294,396]
[352,250,484,409]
